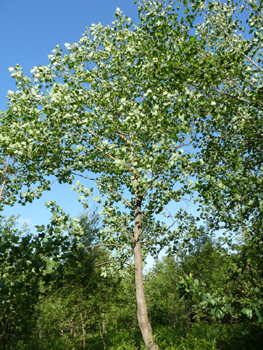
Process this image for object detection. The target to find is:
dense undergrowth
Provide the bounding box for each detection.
[13,323,263,350]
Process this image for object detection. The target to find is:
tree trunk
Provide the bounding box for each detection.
[99,310,106,348]
[82,309,87,350]
[101,311,106,338]
[74,318,77,349]
[134,198,158,350]
[186,297,192,339]
[0,154,10,202]
[72,318,77,350]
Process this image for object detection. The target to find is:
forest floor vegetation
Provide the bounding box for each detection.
[14,323,263,350]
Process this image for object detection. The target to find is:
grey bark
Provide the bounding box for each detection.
[134,198,159,350]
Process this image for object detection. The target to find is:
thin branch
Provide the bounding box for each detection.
[71,171,134,209]
[141,139,189,198]
[74,183,134,243]
[85,243,133,252]
[143,194,193,247]
[212,84,263,111]
[246,0,263,21]
[70,128,118,163]
[190,80,263,139]
[94,259,135,269]
[243,53,263,73]
[0,154,10,201]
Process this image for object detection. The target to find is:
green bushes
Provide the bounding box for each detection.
[12,323,263,350]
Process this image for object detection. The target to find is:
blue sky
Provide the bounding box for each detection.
[0,0,206,269]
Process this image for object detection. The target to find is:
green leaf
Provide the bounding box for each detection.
[242,308,253,319]
[215,309,222,318]
[0,279,6,288]
[35,225,45,232]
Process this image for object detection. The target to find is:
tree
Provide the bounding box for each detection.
[177,233,227,331]
[181,0,263,321]
[5,0,263,345]
[186,0,263,237]
[145,256,185,328]
[0,214,67,347]
[36,208,136,349]
[1,1,204,348]
[38,253,122,350]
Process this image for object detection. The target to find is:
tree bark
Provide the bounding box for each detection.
[99,311,106,346]
[134,198,158,350]
[0,154,10,202]
[82,309,87,350]
[186,297,192,339]
[72,317,77,350]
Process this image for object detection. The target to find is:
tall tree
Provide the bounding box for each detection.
[7,0,262,344]
[1,1,202,347]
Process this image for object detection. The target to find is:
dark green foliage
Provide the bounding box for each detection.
[1,211,262,349]
[0,215,65,346]
[9,324,263,350]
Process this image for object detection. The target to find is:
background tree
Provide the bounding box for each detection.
[0,214,66,347]
[145,215,228,336]
[145,256,185,328]
[186,0,263,239]
[38,257,122,350]
[181,0,263,322]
